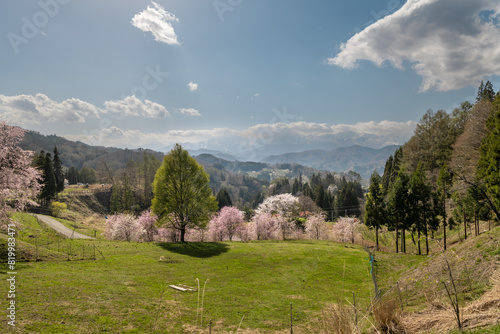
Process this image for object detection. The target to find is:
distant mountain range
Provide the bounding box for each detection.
[261,145,399,177]
[19,130,398,179]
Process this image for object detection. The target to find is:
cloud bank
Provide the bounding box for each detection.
[0,94,169,124]
[330,0,500,92]
[131,2,180,45]
[64,120,416,156]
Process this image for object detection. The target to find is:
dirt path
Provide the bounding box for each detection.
[34,214,94,240]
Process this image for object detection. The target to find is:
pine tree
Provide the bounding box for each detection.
[40,152,57,204]
[216,188,233,210]
[365,171,386,251]
[437,164,452,250]
[476,80,495,102]
[409,162,431,254]
[389,170,410,253]
[53,147,64,194]
[477,93,500,221]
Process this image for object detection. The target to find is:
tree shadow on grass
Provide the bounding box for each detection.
[157,242,229,258]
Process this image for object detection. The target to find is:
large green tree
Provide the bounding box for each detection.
[152,144,218,242]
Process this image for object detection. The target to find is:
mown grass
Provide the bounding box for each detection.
[1,213,375,333]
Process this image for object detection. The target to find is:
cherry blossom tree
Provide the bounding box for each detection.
[249,212,278,240]
[137,210,158,242]
[305,213,328,240]
[208,214,225,241]
[255,193,300,239]
[330,217,361,244]
[0,122,41,226]
[105,213,142,242]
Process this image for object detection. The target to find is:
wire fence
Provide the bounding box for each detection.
[17,236,105,262]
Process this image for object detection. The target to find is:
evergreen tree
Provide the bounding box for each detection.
[409,162,431,254]
[110,184,123,213]
[381,155,393,195]
[216,188,233,210]
[477,94,500,221]
[40,152,57,204]
[365,171,386,251]
[66,167,79,185]
[437,164,452,250]
[476,80,495,102]
[388,170,410,253]
[53,147,64,193]
[291,178,300,195]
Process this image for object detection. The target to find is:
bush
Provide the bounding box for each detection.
[50,201,67,217]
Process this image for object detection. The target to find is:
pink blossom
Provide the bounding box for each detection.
[0,122,41,226]
[137,210,158,242]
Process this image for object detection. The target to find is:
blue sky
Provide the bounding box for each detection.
[1,0,500,157]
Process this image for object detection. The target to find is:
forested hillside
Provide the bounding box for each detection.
[365,81,500,253]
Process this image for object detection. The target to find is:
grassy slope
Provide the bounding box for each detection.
[1,214,374,333]
[2,212,498,333]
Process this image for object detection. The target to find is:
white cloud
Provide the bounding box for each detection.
[131,2,180,45]
[0,94,169,125]
[104,96,169,118]
[329,0,500,92]
[0,93,101,124]
[187,82,198,92]
[178,108,201,116]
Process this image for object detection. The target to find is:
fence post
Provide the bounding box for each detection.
[209,319,212,334]
[353,291,357,327]
[290,303,293,334]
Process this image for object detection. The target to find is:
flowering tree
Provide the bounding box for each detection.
[0,122,41,226]
[208,214,225,241]
[210,206,244,241]
[255,193,300,239]
[249,212,278,240]
[331,217,360,244]
[137,210,158,242]
[105,213,142,242]
[305,214,327,240]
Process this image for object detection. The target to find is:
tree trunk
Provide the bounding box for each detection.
[375,226,379,251]
[443,216,447,251]
[401,227,406,253]
[463,209,467,240]
[180,227,186,242]
[425,225,429,255]
[417,229,421,255]
[395,221,399,253]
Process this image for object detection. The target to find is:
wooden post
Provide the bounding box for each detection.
[209,319,212,334]
[353,292,357,327]
[290,303,293,334]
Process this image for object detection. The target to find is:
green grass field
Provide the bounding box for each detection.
[1,213,376,333]
[2,213,498,333]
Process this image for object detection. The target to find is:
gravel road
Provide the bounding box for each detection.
[34,214,94,239]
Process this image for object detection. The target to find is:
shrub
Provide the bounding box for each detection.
[50,201,67,217]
